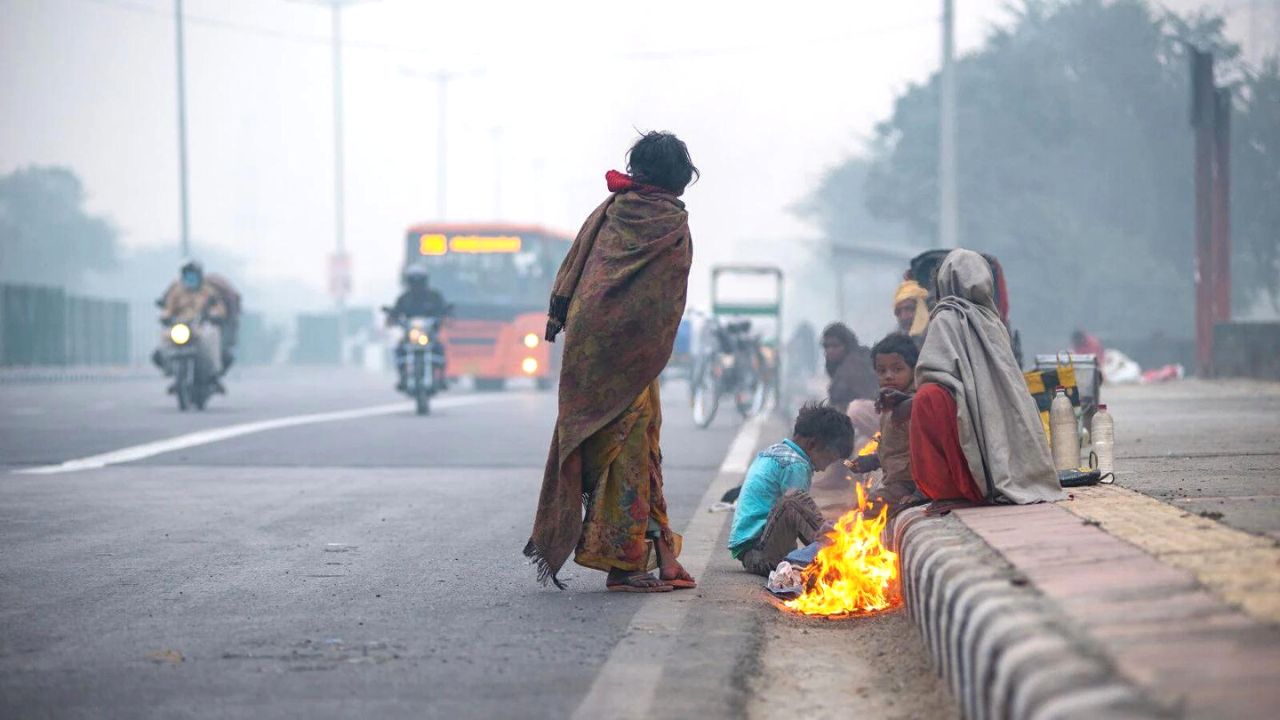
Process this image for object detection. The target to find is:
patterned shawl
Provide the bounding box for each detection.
[525,172,693,587]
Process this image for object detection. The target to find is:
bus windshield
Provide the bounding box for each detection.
[403,230,568,314]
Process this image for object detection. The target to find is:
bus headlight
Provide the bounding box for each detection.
[523,332,540,349]
[521,357,539,375]
[170,323,191,345]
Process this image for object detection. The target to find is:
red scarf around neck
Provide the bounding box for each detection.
[605,169,679,196]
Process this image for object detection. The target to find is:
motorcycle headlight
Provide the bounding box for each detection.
[522,357,539,375]
[408,328,424,344]
[170,323,191,345]
[523,333,540,349]
[417,334,430,346]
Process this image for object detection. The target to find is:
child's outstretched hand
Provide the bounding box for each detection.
[876,387,911,413]
[844,455,881,474]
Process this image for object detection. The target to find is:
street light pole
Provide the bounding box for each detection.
[173,0,191,257]
[292,0,377,365]
[401,67,484,221]
[330,0,348,364]
[490,125,503,219]
[938,0,958,249]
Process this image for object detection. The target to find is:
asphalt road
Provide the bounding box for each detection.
[0,368,748,719]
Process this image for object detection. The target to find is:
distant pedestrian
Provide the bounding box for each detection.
[525,131,699,593]
[729,402,854,576]
[821,322,878,441]
[893,279,930,343]
[787,321,818,380]
[910,250,1063,504]
[1071,329,1106,366]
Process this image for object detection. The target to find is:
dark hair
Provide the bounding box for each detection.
[871,332,919,368]
[626,131,699,194]
[821,322,858,349]
[793,401,855,458]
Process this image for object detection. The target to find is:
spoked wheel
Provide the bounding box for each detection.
[742,379,768,417]
[691,365,720,429]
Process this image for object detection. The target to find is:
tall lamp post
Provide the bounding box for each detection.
[293,0,377,365]
[173,0,191,257]
[329,0,350,364]
[400,67,485,221]
[938,0,958,249]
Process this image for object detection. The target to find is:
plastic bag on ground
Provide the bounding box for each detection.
[1103,348,1142,385]
[766,561,804,597]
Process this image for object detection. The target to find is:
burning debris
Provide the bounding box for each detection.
[782,481,900,617]
[856,433,882,458]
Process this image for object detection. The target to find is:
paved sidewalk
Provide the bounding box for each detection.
[891,379,1280,719]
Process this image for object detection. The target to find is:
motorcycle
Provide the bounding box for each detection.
[690,318,769,428]
[384,307,448,415]
[159,317,221,412]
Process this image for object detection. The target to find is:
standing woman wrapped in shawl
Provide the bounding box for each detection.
[910,249,1063,504]
[524,132,699,592]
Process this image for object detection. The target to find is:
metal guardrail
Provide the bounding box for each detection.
[0,283,130,367]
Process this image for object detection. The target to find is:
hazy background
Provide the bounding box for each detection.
[2,0,1278,362]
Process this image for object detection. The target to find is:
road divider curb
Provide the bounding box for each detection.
[891,506,1164,720]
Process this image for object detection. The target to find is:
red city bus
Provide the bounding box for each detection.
[403,223,572,390]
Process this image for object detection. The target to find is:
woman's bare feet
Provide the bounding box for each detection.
[654,535,697,589]
[606,568,672,593]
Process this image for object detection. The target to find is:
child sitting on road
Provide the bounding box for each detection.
[728,402,855,576]
[848,332,922,512]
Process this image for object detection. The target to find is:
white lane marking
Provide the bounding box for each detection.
[572,416,764,720]
[14,394,506,475]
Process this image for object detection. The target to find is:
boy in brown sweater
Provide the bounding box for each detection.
[847,333,921,512]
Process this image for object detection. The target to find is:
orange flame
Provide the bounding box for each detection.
[783,480,900,617]
[856,432,882,458]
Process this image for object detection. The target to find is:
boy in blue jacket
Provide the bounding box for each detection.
[729,402,855,576]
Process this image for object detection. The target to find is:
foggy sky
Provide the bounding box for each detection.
[2,0,1272,316]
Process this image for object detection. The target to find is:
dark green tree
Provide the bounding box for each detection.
[808,0,1278,355]
[0,166,119,288]
[1231,58,1280,313]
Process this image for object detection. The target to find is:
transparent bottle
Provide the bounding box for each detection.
[1049,386,1078,471]
[1092,403,1114,480]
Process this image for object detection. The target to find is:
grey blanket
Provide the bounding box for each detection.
[915,250,1063,504]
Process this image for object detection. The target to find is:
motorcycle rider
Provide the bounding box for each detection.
[155,260,227,391]
[160,267,241,374]
[386,265,449,391]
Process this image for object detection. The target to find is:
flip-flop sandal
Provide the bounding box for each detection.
[607,573,674,593]
[660,570,697,590]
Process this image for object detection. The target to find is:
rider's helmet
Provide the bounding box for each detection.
[404,265,429,291]
[180,260,204,290]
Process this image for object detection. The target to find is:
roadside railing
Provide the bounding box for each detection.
[0,283,130,367]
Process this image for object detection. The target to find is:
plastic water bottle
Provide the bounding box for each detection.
[1050,386,1078,471]
[1092,404,1114,480]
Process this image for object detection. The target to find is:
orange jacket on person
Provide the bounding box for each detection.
[162,283,226,323]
